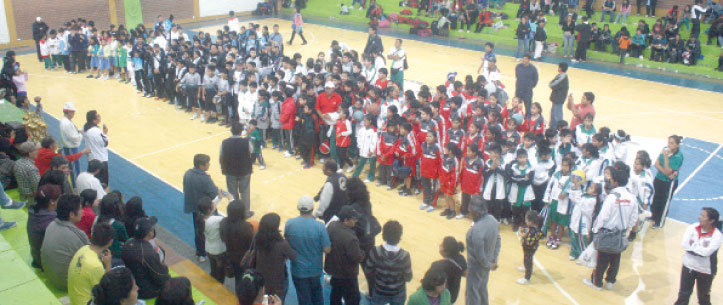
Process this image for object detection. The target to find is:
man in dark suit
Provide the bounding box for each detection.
[548,62,569,129]
[151,44,167,99]
[32,17,49,62]
[573,16,592,62]
[363,26,384,57]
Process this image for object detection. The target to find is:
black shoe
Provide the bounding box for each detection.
[446,211,457,219]
[440,209,451,216]
[302,41,307,45]
[627,231,637,241]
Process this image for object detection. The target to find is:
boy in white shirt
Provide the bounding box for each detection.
[352,114,379,182]
[199,197,226,283]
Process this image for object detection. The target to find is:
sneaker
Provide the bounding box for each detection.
[295,155,302,159]
[1,200,26,210]
[375,181,383,187]
[284,152,292,158]
[346,166,354,173]
[582,278,602,290]
[569,255,577,261]
[546,238,554,248]
[426,206,435,213]
[420,203,429,210]
[517,266,526,272]
[402,189,412,196]
[455,213,465,219]
[337,169,343,174]
[0,221,17,232]
[413,188,421,195]
[303,164,313,169]
[190,113,197,120]
[259,165,266,170]
[502,218,510,225]
[440,209,451,216]
[571,59,579,63]
[142,92,149,97]
[446,211,457,219]
[363,179,371,183]
[200,114,206,122]
[516,278,530,285]
[320,158,326,163]
[197,255,207,263]
[551,239,560,250]
[605,282,615,290]
[386,185,394,190]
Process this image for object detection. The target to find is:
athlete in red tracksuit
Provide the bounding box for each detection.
[395,122,417,196]
[376,121,400,188]
[439,142,462,219]
[280,93,297,155]
[334,110,353,171]
[459,143,484,218]
[419,131,441,211]
[462,121,485,158]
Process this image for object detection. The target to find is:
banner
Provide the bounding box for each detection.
[0,1,10,44]
[124,0,144,28]
[199,0,261,17]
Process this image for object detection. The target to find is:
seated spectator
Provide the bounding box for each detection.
[39,156,74,194]
[41,194,89,291]
[97,192,129,262]
[89,266,143,305]
[27,184,60,269]
[364,220,413,305]
[1,171,24,209]
[718,50,723,71]
[121,216,170,299]
[666,34,685,63]
[76,189,98,238]
[683,35,702,66]
[68,222,114,305]
[122,196,146,238]
[649,34,667,62]
[407,266,452,305]
[13,141,41,206]
[474,9,494,33]
[156,277,196,305]
[76,159,108,198]
[0,150,15,190]
[236,269,284,305]
[630,29,646,58]
[34,136,88,176]
[596,24,612,52]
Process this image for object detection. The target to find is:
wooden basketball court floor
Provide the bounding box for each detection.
[17,17,723,305]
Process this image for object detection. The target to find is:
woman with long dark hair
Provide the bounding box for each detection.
[83,110,110,185]
[123,196,146,237]
[97,193,129,261]
[254,213,297,302]
[220,200,255,287]
[651,135,684,228]
[674,207,722,305]
[89,267,140,305]
[156,277,195,305]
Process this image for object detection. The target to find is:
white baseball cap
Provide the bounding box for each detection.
[297,195,314,212]
[325,81,335,89]
[63,102,76,111]
[36,17,42,22]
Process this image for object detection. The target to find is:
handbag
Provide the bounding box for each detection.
[593,193,629,254]
[240,238,257,269]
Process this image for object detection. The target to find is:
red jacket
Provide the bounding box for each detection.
[460,156,484,194]
[462,133,485,157]
[520,115,545,135]
[315,92,342,115]
[376,131,399,165]
[335,119,351,147]
[35,147,84,176]
[395,133,417,168]
[420,142,441,179]
[500,106,524,129]
[280,97,297,130]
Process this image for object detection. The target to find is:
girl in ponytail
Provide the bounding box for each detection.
[235,270,282,305]
[612,129,631,163]
[674,207,722,304]
[433,236,467,304]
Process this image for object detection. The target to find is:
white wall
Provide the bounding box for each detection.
[199,0,262,18]
[0,1,10,44]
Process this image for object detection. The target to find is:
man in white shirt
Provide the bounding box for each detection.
[75,159,107,198]
[60,102,83,181]
[584,161,638,291]
[387,39,406,90]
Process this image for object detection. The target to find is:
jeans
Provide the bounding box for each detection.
[292,276,324,305]
[674,266,713,305]
[352,157,376,180]
[646,0,657,16]
[601,10,614,22]
[63,147,81,183]
[193,212,206,256]
[614,12,629,24]
[591,251,621,287]
[549,103,563,129]
[563,33,575,57]
[226,174,251,214]
[516,38,531,58]
[330,277,360,305]
[0,180,10,206]
[251,152,266,167]
[370,291,406,305]
[575,41,589,61]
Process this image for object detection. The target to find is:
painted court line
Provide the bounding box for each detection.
[674,144,723,196]
[533,256,581,305]
[129,131,228,161]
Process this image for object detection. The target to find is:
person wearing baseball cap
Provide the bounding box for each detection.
[325,205,363,304]
[315,81,342,153]
[121,216,170,299]
[59,102,83,181]
[33,17,49,62]
[284,195,331,304]
[14,141,41,205]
